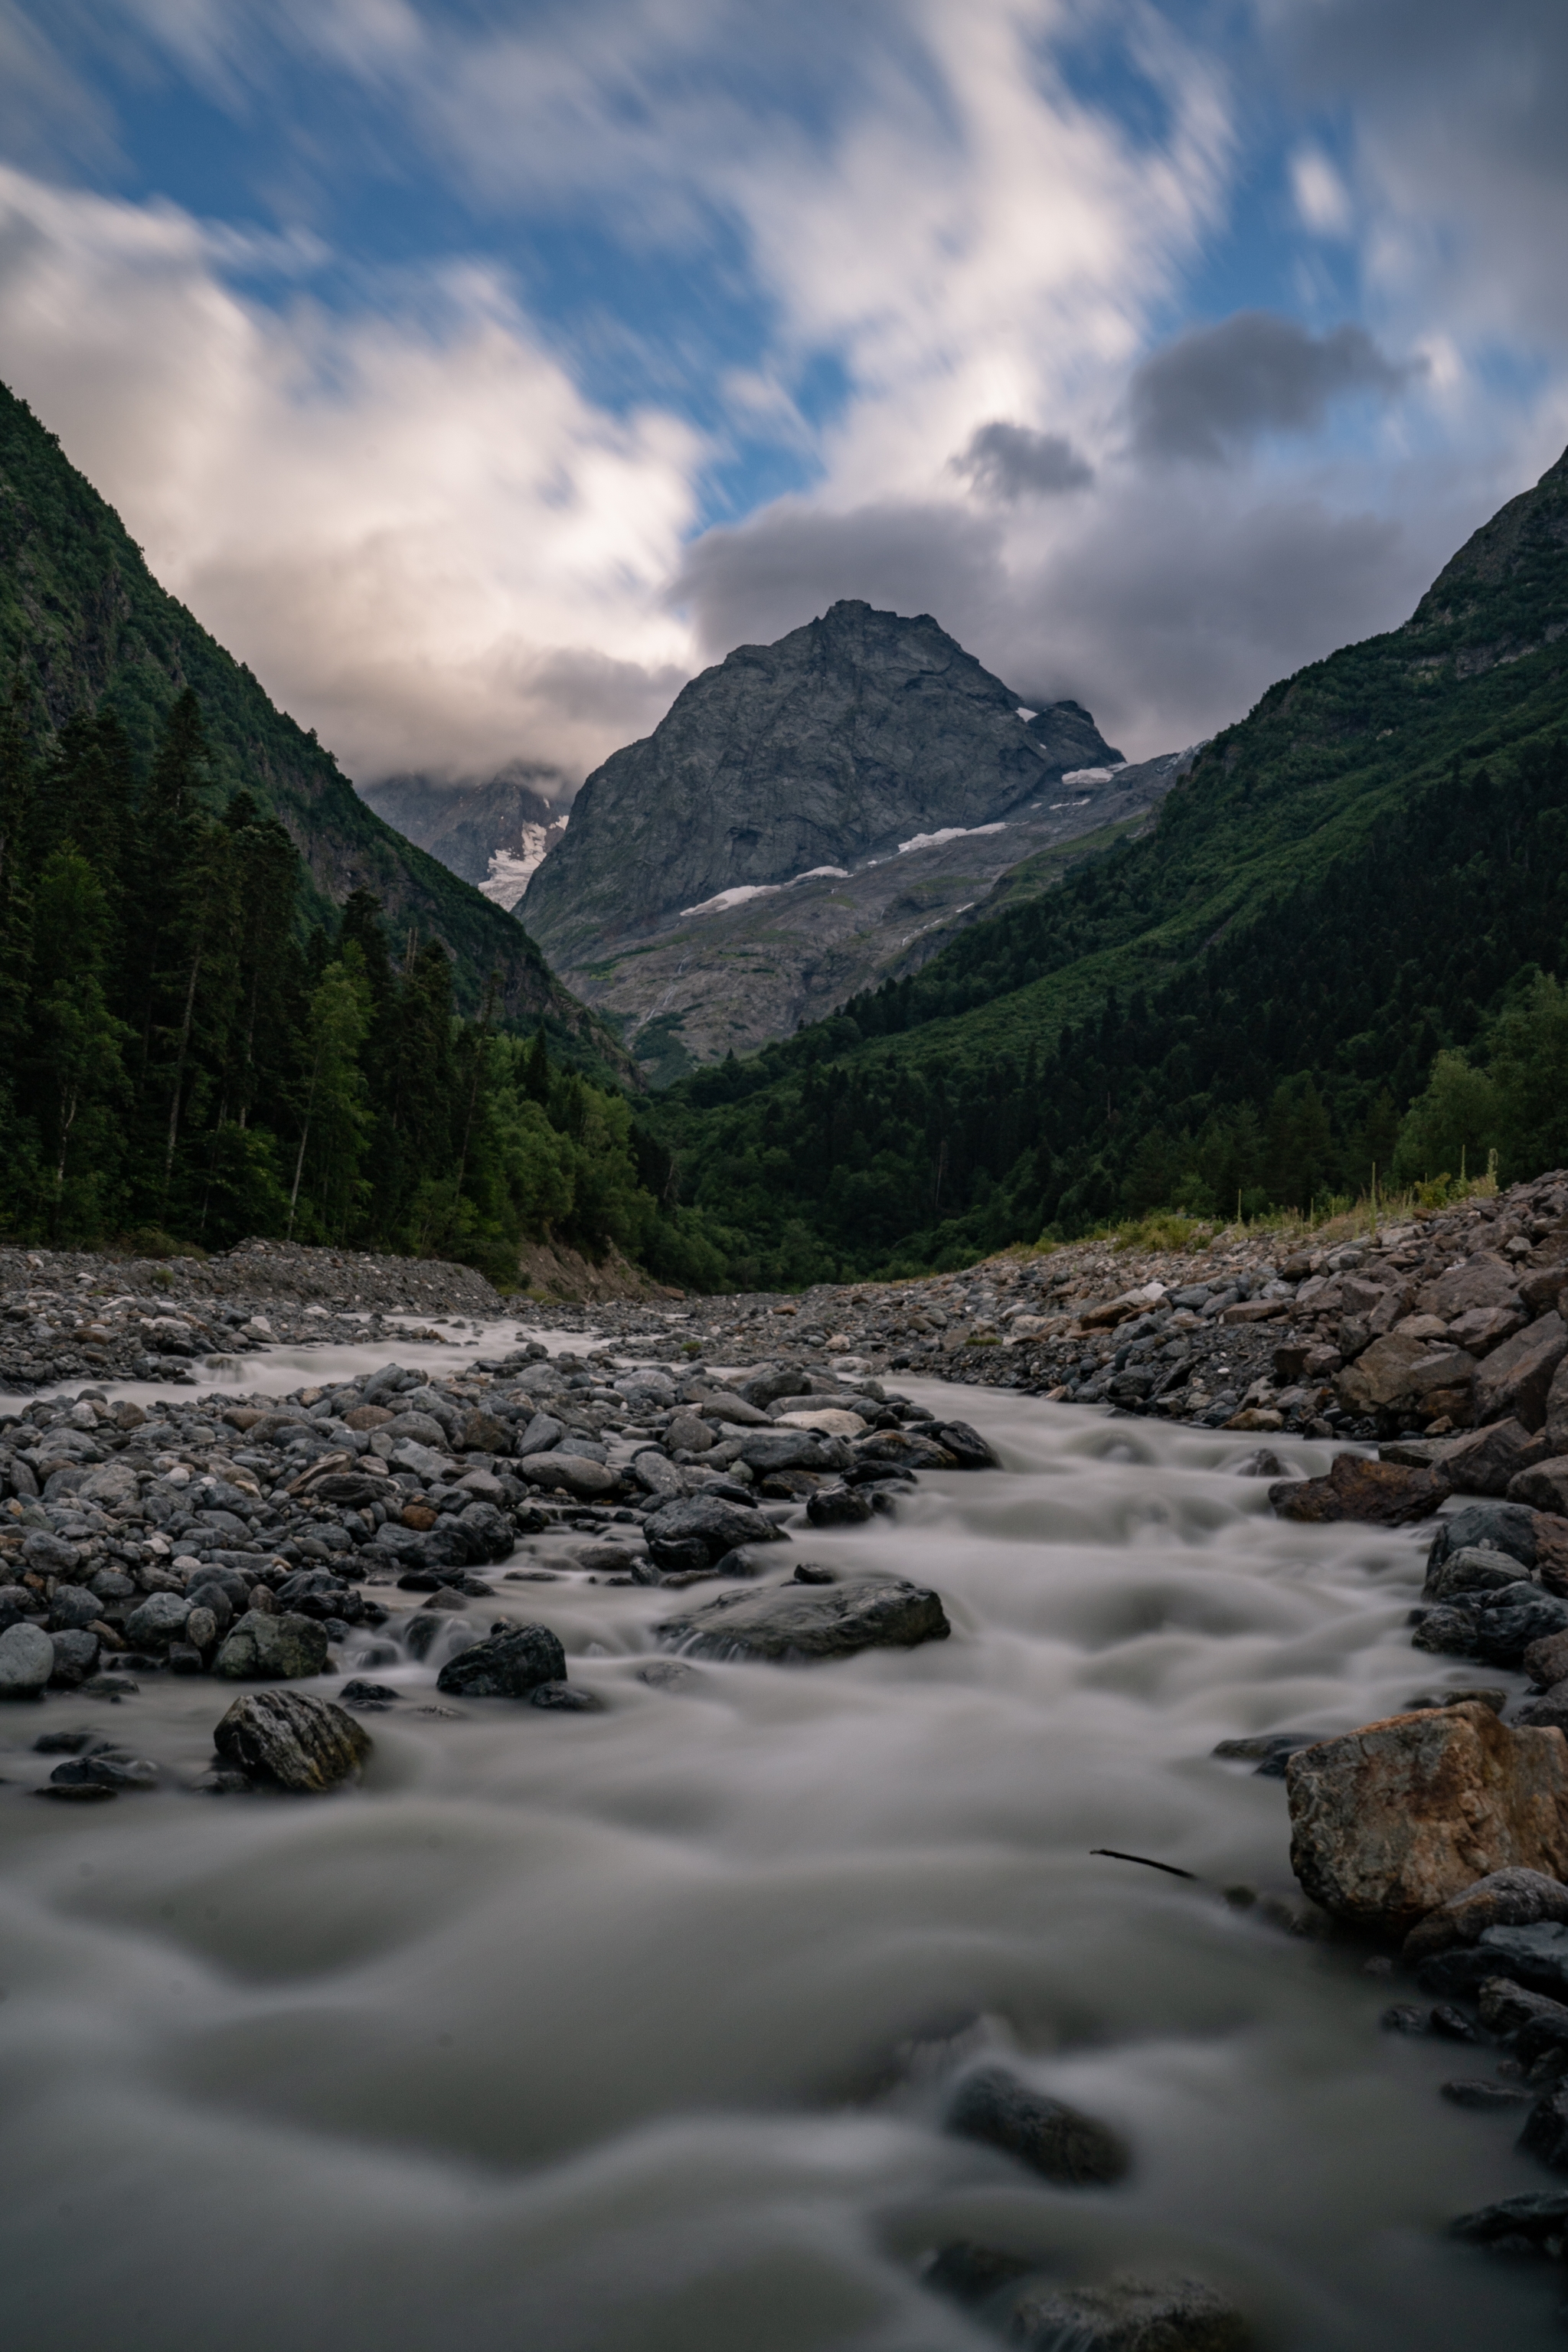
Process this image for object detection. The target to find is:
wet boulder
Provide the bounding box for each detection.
[1403,1868,1568,1964]
[48,1627,100,1687]
[47,1583,102,1632]
[1004,2275,1250,2352]
[805,1482,875,1527]
[213,1688,371,1792]
[945,2065,1129,2187]
[436,1622,566,1698]
[1269,1452,1449,1525]
[1422,1547,1530,1604]
[655,1573,949,1662]
[1413,1581,1568,1668]
[212,1609,330,1680]
[1509,1459,1568,1517]
[853,1429,962,1472]
[1449,2190,1568,2256]
[1286,1702,1568,1929]
[642,1494,786,1571]
[1428,1499,1546,1576]
[929,1419,1001,1469]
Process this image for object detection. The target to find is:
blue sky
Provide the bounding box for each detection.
[1,0,1565,782]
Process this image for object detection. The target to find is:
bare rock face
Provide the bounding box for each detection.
[213,1689,371,1792]
[524,602,1122,963]
[1286,1703,1568,1928]
[1268,1452,1449,1525]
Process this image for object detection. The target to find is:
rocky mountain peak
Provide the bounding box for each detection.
[521,599,1122,963]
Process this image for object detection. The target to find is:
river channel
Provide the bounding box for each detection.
[0,1342,1557,2350]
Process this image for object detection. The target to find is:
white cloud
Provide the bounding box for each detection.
[0,164,700,782]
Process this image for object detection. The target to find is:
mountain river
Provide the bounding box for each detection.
[0,1340,1557,2350]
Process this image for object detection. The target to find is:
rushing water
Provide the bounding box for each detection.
[0,1361,1558,2350]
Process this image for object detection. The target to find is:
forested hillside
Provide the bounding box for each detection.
[652,447,1568,1284]
[0,684,721,1279]
[0,381,626,1068]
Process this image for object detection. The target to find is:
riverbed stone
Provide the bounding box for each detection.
[1334,1333,1478,1418]
[1475,1313,1568,1432]
[1003,2276,1250,2352]
[0,1620,53,1694]
[946,2065,1129,2187]
[518,1452,619,1500]
[1286,1702,1568,1929]
[123,1591,194,1648]
[1423,1546,1530,1604]
[1403,1868,1568,1963]
[1440,1418,1553,1497]
[212,1609,330,1680]
[642,1494,785,1569]
[1429,1500,1544,1574]
[1508,1459,1568,1516]
[1448,2190,1568,2253]
[213,1688,371,1792]
[655,1573,949,1662]
[435,1622,566,1697]
[1269,1452,1449,1525]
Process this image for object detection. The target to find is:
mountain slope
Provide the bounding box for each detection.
[0,383,629,1076]
[521,596,1129,1072]
[360,763,569,904]
[653,446,1568,1279]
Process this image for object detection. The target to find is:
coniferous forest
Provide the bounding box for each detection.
[0,681,719,1285]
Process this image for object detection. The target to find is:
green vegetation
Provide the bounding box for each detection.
[0,380,628,1072]
[0,685,720,1285]
[648,449,1568,1282]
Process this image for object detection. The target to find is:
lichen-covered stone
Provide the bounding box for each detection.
[1287,1703,1568,1928]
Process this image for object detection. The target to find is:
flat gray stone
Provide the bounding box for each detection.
[656,1573,949,1662]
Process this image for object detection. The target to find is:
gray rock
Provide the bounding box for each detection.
[213,1688,371,1792]
[1423,1545,1536,1604]
[524,602,1122,965]
[805,1482,874,1527]
[1449,2190,1568,2252]
[528,1680,603,1713]
[124,1591,194,1648]
[518,1452,619,1500]
[47,1626,100,1686]
[436,1623,566,1698]
[50,1749,156,1789]
[1003,2275,1250,2352]
[643,1493,785,1569]
[1427,1499,1542,1576]
[0,1620,54,1694]
[655,1573,949,1662]
[629,1449,684,1498]
[1521,2082,1568,2171]
[929,1420,1000,1468]
[1404,1868,1568,1963]
[47,1583,102,1631]
[516,1412,566,1458]
[212,1609,330,1680]
[23,1528,79,1576]
[1423,1921,1568,2002]
[945,2066,1130,2187]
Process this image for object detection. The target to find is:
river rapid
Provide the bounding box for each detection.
[0,1350,1557,2350]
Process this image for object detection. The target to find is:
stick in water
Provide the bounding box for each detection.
[1089,1848,1198,1881]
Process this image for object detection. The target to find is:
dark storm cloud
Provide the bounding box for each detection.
[952,420,1094,500]
[1129,311,1416,463]
[670,463,1460,761]
[670,498,1005,658]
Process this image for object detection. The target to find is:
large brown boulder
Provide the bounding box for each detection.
[1475,1312,1568,1432]
[1269,1452,1449,1525]
[1418,1251,1521,1320]
[1334,1333,1477,1418]
[1441,1417,1553,1497]
[1509,1458,1568,1516]
[1286,1703,1568,1929]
